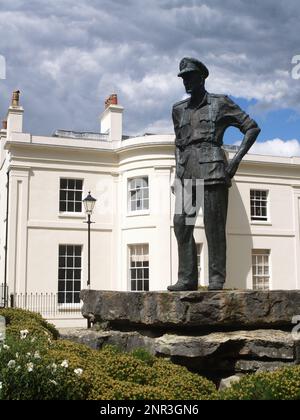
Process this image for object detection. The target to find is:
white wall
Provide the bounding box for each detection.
[2,133,300,302]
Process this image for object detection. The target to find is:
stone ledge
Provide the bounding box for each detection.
[80,289,300,330]
[59,327,300,374]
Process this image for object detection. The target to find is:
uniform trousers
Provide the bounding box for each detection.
[174,171,229,288]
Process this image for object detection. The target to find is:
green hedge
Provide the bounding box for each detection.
[220,367,300,400]
[0,309,217,400]
[2,309,300,400]
[0,308,59,339]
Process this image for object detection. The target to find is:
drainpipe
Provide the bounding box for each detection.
[3,170,10,307]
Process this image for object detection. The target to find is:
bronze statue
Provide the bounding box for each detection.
[168,57,261,292]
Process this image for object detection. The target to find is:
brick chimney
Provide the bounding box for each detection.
[100,93,123,141]
[7,90,24,136]
[105,93,118,109]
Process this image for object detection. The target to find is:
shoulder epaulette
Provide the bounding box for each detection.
[208,93,226,99]
[173,98,189,108]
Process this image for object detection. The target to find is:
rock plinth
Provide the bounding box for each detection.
[78,290,300,379]
[81,289,300,330]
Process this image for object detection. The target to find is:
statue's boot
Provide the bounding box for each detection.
[167,280,198,292]
[208,281,224,291]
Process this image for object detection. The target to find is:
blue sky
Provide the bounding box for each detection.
[224,97,300,144]
[0,0,300,156]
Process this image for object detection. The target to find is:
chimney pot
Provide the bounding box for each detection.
[11,90,21,107]
[105,93,118,109]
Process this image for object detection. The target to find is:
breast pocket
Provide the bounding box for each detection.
[178,123,191,140]
[192,118,211,139]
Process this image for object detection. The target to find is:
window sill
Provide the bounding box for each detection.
[127,211,150,217]
[57,304,82,311]
[58,213,86,219]
[250,221,272,226]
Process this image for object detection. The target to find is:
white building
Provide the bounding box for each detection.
[0,93,300,325]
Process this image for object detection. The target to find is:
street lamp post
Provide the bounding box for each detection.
[83,192,97,289]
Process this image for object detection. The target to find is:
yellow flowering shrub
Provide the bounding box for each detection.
[0,308,59,339]
[221,366,300,400]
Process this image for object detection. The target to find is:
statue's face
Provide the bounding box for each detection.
[182,71,204,95]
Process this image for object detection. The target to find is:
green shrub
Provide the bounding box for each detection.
[44,341,217,400]
[0,333,87,400]
[150,358,218,400]
[131,348,156,366]
[221,366,300,400]
[0,309,218,400]
[0,308,59,339]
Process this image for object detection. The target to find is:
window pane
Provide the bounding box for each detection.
[60,191,67,201]
[75,191,82,201]
[74,281,81,291]
[68,179,75,189]
[58,292,65,304]
[74,293,80,304]
[59,202,66,212]
[60,179,67,189]
[66,281,73,291]
[67,202,74,212]
[75,246,81,256]
[75,202,82,212]
[75,257,81,268]
[66,245,73,255]
[66,293,73,303]
[59,257,65,268]
[59,245,66,255]
[58,281,65,292]
[75,180,83,190]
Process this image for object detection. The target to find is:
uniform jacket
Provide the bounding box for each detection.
[172,92,256,185]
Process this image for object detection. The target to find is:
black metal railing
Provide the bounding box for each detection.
[9,292,82,319]
[0,284,8,308]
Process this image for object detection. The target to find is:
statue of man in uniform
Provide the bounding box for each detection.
[168,57,261,292]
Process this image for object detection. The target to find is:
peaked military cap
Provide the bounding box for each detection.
[178,57,209,79]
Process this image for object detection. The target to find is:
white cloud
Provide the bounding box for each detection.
[142,118,173,135]
[0,0,300,135]
[234,138,300,157]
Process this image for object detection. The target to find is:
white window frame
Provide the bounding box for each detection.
[59,178,84,215]
[250,189,269,222]
[128,244,149,291]
[127,176,149,214]
[58,244,82,307]
[252,249,270,291]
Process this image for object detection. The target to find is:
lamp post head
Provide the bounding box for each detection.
[83,191,97,215]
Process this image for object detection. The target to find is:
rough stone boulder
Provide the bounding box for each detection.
[80,289,300,330]
[77,289,300,378]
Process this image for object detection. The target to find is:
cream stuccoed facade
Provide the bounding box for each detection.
[0,96,300,324]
